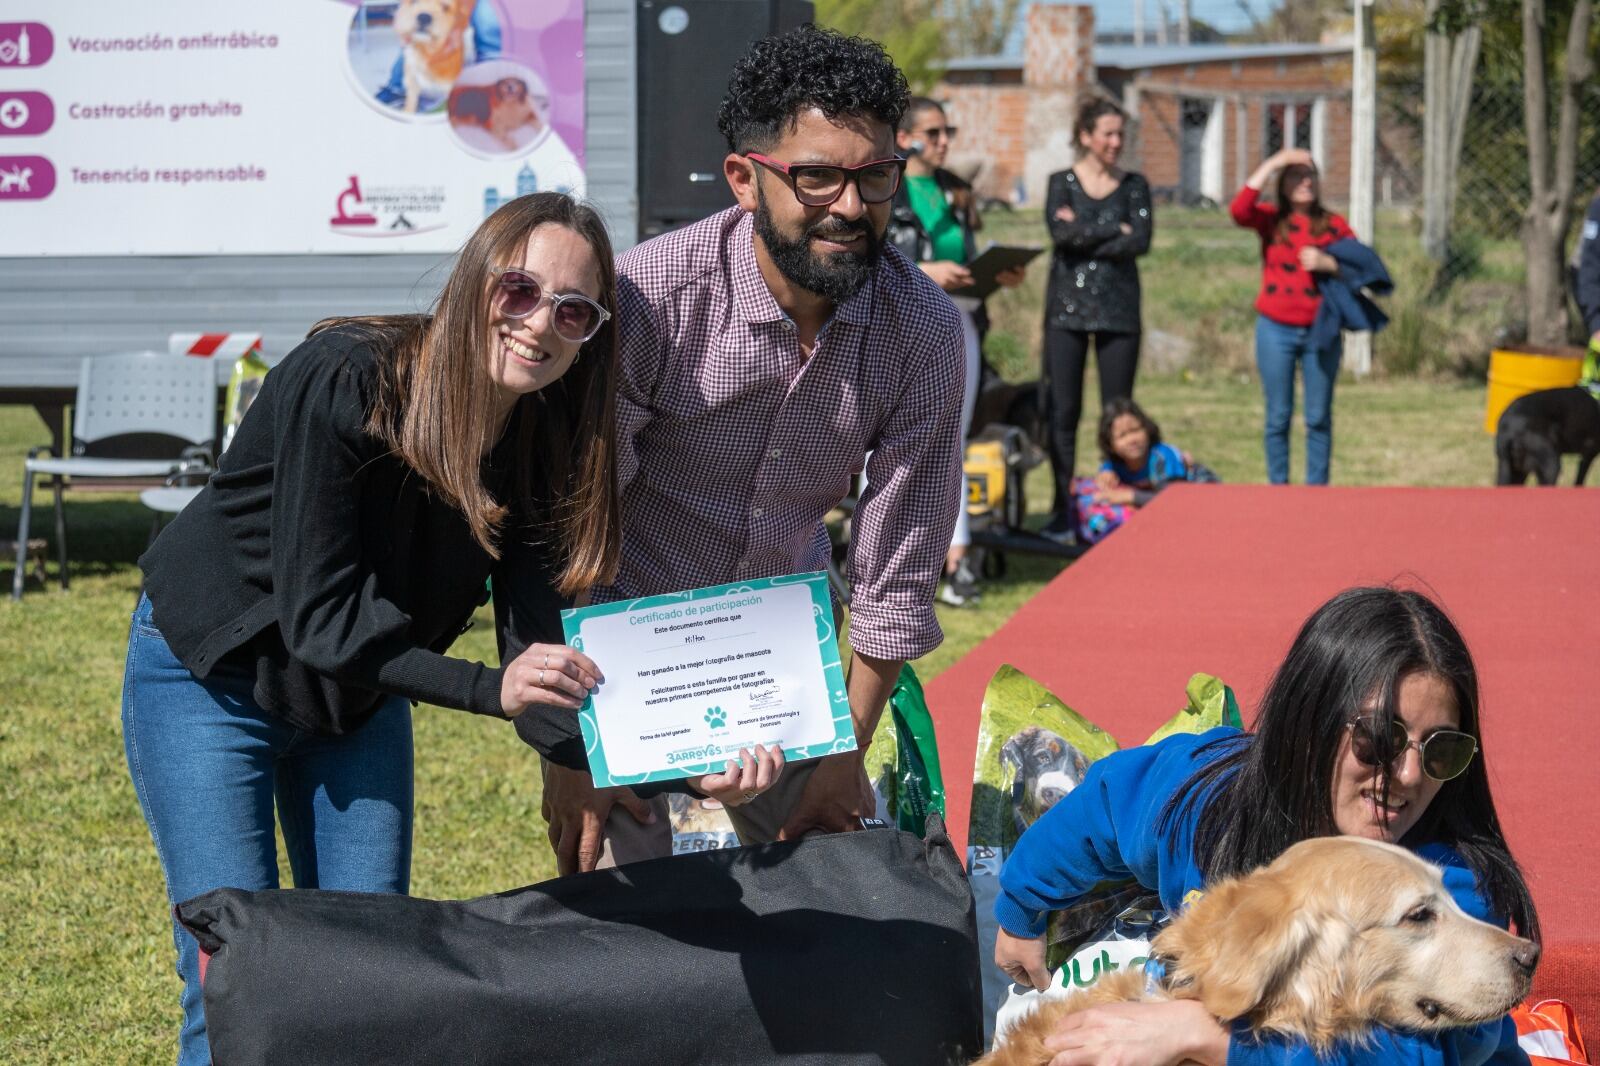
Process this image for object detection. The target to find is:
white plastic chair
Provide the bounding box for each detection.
[13,351,216,599]
[136,332,267,555]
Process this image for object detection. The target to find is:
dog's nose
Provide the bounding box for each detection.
[416,11,432,26]
[1511,940,1540,976]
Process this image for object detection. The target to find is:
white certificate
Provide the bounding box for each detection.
[562,573,855,787]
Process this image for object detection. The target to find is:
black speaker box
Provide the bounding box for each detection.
[637,0,815,240]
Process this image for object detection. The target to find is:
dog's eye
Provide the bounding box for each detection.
[1403,905,1435,924]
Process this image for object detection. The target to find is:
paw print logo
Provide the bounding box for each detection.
[704,706,726,729]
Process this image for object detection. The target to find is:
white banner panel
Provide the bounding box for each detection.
[0,0,585,255]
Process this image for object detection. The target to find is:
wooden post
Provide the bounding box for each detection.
[1347,0,1377,377]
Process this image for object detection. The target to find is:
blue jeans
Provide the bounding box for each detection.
[122,596,413,1066]
[1254,314,1342,485]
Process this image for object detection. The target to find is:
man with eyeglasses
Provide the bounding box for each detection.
[518,25,966,874]
[888,96,1028,608]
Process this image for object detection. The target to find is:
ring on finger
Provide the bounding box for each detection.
[742,789,757,803]
[539,668,546,686]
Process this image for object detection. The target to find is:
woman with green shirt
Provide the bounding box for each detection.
[888,97,1026,607]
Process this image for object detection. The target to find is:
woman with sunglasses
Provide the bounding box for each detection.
[124,193,780,1066]
[994,586,1537,1065]
[887,96,1027,607]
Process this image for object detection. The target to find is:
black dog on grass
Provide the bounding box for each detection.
[1494,386,1600,485]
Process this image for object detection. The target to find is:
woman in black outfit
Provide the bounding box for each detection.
[1040,98,1153,543]
[123,193,782,1066]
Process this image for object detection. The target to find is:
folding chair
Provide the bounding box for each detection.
[13,351,216,600]
[138,333,267,552]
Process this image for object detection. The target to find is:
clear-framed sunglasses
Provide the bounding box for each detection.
[490,267,611,343]
[1346,715,1478,782]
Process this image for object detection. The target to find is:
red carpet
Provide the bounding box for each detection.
[926,485,1600,1023]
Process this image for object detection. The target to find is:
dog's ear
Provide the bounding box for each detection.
[1156,868,1318,1023]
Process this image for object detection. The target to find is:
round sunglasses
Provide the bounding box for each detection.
[1346,716,1478,782]
[490,267,610,343]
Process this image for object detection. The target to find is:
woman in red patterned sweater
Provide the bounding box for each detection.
[1231,147,1353,484]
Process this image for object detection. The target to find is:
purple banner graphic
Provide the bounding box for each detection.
[0,23,53,68]
[0,92,54,136]
[337,0,584,166]
[0,155,54,200]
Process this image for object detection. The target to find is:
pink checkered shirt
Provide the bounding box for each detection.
[600,207,965,662]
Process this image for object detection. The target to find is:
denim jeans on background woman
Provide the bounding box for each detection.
[1254,314,1343,485]
[122,595,413,1066]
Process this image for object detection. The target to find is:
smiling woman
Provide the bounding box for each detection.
[991,586,1539,1066]
[122,192,623,1066]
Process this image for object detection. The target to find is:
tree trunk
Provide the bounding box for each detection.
[1421,0,1480,267]
[1521,0,1597,346]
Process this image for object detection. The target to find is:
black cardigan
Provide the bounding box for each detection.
[1042,169,1153,334]
[140,325,580,764]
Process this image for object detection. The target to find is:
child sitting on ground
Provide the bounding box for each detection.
[1074,398,1217,544]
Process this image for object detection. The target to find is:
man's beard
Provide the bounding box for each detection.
[753,183,882,304]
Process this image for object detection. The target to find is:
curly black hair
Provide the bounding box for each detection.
[716,25,909,153]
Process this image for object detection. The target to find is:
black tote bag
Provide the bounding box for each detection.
[177,814,982,1065]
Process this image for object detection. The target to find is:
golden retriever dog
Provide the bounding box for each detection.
[980,836,1539,1065]
[394,0,475,113]
[448,77,542,150]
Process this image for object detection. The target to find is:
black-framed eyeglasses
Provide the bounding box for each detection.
[745,152,907,207]
[1347,716,1478,782]
[916,126,958,141]
[490,267,611,343]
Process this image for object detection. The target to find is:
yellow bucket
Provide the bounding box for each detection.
[1484,346,1583,433]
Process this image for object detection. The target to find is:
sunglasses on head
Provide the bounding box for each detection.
[745,152,906,207]
[490,267,610,344]
[1346,715,1478,782]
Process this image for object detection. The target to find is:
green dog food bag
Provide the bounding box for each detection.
[970,668,1242,1046]
[868,664,946,835]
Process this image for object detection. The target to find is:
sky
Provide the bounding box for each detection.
[1019,0,1285,38]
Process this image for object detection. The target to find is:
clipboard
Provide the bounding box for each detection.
[949,242,1044,300]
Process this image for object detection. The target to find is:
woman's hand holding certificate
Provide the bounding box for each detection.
[560,573,855,788]
[500,643,604,716]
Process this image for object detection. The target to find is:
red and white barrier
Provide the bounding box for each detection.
[167,332,263,359]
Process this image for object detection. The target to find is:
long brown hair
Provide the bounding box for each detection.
[1275,162,1331,241]
[310,192,620,596]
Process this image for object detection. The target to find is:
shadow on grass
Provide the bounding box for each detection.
[0,495,156,587]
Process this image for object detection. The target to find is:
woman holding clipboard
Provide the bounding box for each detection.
[1039,98,1153,546]
[888,96,1027,606]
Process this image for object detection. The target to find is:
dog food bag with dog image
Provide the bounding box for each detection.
[968,668,1243,1046]
[668,793,740,855]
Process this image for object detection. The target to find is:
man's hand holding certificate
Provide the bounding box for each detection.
[561,572,855,792]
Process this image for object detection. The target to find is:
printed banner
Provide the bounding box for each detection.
[0,0,584,255]
[563,573,857,788]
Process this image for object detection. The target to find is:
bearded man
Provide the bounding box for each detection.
[510,25,965,873]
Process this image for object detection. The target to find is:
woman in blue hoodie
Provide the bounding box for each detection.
[994,586,1537,1065]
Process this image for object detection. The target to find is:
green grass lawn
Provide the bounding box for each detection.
[0,351,1588,1057]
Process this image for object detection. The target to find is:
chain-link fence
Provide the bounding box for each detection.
[1377,76,1600,325]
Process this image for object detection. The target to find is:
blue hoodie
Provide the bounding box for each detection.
[996,727,1528,1066]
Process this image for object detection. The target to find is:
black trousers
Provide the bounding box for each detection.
[1042,327,1141,516]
